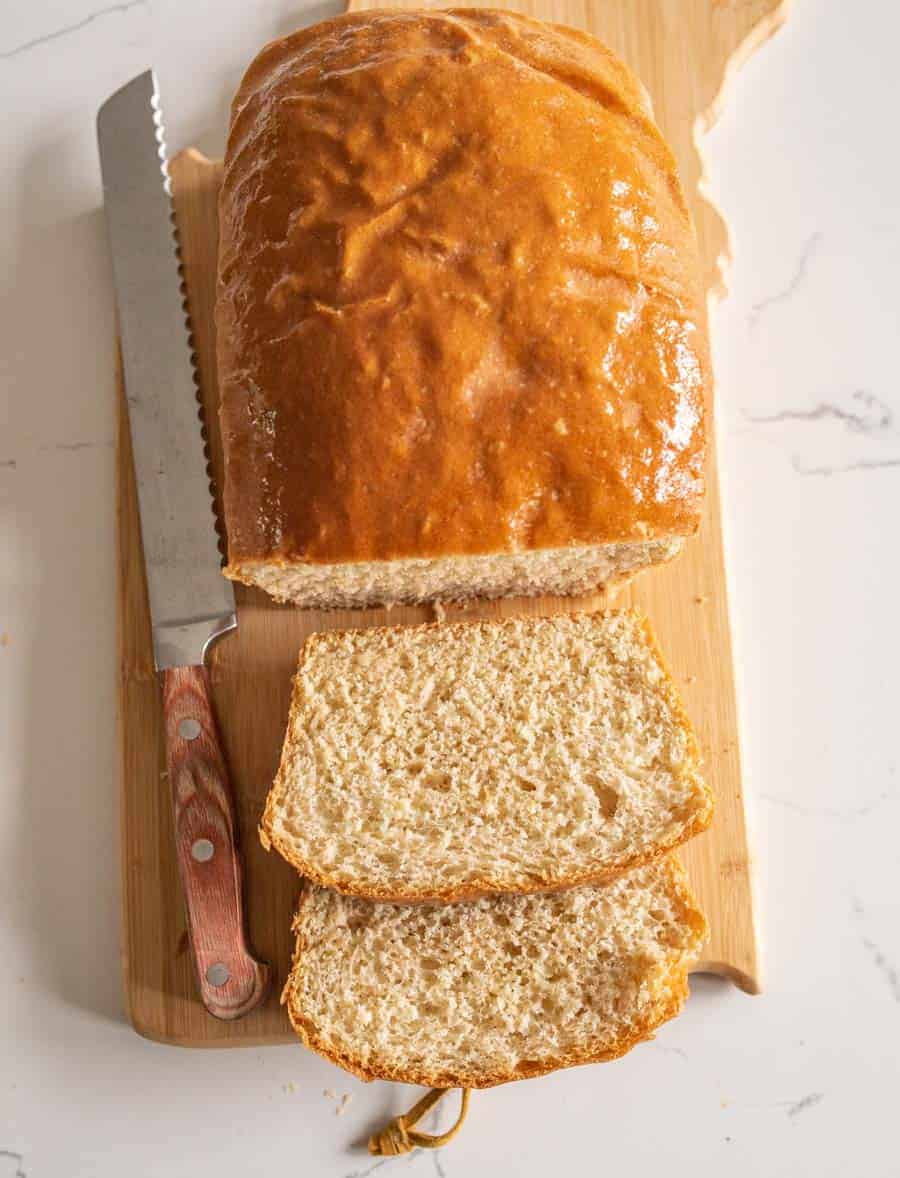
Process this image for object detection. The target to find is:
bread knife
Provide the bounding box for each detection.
[97,70,269,1020]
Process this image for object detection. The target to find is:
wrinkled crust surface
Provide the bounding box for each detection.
[217,9,709,569]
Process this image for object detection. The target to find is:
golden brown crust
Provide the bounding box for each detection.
[259,608,714,901]
[281,859,706,1088]
[217,9,709,570]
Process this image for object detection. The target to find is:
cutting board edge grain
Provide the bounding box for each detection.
[118,1,781,1047]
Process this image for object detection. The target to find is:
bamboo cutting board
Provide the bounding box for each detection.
[118,0,784,1046]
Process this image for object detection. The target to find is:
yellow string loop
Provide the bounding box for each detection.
[368,1087,471,1156]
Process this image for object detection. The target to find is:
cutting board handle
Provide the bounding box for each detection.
[162,665,270,1020]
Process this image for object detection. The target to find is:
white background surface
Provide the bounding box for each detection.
[2,1,899,1175]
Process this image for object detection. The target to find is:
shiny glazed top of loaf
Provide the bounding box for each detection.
[216,9,709,565]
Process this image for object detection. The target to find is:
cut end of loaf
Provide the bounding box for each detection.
[226,538,683,609]
[262,609,713,901]
[283,859,708,1088]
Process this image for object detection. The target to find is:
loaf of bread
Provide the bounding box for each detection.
[261,610,713,900]
[217,10,709,609]
[283,858,707,1088]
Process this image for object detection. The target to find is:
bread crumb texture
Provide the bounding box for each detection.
[263,610,712,899]
[284,858,708,1087]
[227,538,681,609]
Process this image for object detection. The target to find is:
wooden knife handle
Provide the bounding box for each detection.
[161,665,270,1020]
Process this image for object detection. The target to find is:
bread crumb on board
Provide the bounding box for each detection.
[432,601,447,623]
[322,1088,353,1114]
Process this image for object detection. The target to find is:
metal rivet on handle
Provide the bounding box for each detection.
[178,717,202,741]
[191,838,214,863]
[206,963,230,987]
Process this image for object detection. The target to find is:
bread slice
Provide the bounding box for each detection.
[283,858,707,1088]
[262,610,712,901]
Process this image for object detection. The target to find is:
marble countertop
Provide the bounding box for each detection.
[2,1,898,1175]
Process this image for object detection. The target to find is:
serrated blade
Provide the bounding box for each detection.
[98,70,235,669]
